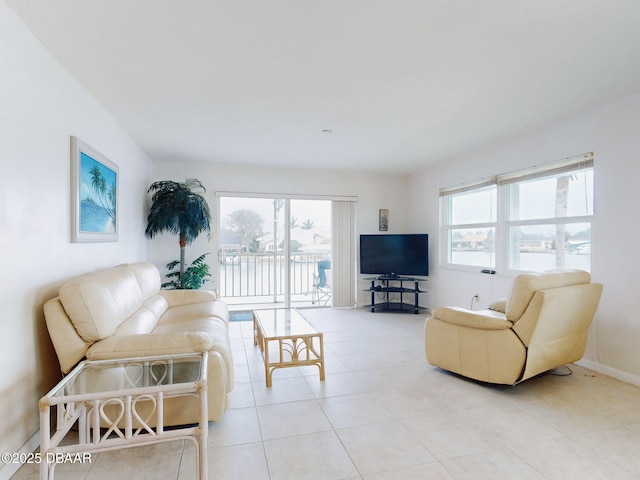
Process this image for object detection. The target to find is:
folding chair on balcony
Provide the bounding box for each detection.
[312,260,331,306]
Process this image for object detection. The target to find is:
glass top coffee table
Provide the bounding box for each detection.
[39,353,208,480]
[253,308,325,387]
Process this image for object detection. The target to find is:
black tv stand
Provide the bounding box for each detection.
[366,276,427,314]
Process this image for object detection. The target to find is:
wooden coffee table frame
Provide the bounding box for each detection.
[253,309,325,387]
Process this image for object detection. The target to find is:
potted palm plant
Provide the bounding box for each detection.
[162,253,211,289]
[145,178,211,289]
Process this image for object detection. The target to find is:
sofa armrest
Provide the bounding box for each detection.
[86,332,213,360]
[44,297,92,374]
[159,289,217,307]
[431,306,513,330]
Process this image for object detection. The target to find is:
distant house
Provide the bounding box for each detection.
[452,233,487,251]
[519,234,553,252]
[257,227,331,253]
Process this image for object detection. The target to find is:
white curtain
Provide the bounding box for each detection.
[331,200,357,307]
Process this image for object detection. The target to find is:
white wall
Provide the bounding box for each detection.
[0,5,151,476]
[149,160,410,306]
[408,93,640,385]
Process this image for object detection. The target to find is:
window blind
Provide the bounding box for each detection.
[497,153,594,186]
[331,200,357,307]
[439,152,594,196]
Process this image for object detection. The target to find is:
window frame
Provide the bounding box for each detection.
[440,184,498,272]
[440,154,594,275]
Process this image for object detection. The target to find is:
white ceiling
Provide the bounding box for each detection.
[7,1,640,173]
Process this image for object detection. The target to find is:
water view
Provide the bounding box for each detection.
[80,200,115,233]
[452,250,590,272]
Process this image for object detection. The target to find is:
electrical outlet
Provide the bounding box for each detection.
[473,294,479,303]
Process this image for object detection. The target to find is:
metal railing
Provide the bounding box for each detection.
[218,251,330,300]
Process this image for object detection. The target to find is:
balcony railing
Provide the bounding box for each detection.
[218,251,330,302]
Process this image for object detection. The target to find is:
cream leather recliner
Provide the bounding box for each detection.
[425,270,603,385]
[44,262,233,424]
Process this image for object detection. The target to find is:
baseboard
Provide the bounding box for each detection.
[0,430,40,480]
[576,359,640,387]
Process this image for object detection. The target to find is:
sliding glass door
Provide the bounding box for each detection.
[218,195,332,308]
[290,199,332,306]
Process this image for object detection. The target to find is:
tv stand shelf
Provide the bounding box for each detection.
[366,276,427,314]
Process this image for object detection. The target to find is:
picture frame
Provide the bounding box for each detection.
[70,136,119,242]
[379,208,388,231]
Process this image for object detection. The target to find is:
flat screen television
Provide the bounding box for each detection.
[359,234,429,277]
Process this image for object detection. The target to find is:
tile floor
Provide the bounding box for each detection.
[13,307,640,479]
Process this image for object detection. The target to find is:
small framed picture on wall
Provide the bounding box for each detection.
[379,209,388,231]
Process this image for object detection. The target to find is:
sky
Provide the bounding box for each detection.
[451,171,593,225]
[219,196,331,234]
[79,151,117,203]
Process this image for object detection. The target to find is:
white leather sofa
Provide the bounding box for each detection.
[425,270,603,385]
[43,262,233,424]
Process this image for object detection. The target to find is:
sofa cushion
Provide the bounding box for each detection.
[143,294,169,319]
[159,289,218,307]
[113,294,170,336]
[59,267,146,342]
[157,300,228,326]
[86,332,213,360]
[122,262,162,298]
[506,270,591,321]
[114,307,159,336]
[153,317,234,388]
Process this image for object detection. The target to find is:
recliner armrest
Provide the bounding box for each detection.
[431,306,513,330]
[488,298,507,313]
[86,332,213,360]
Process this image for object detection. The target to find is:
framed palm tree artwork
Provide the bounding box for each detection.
[70,136,118,242]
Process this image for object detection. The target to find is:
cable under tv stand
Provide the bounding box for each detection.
[365,275,428,314]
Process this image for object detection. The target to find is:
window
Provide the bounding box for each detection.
[442,185,497,269]
[440,154,594,273]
